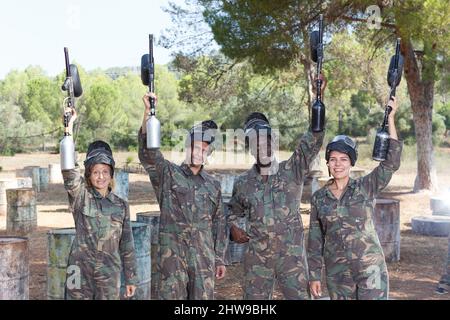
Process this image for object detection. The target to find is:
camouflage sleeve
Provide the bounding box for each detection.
[138,127,169,204]
[61,164,85,214]
[227,179,246,229]
[285,128,325,184]
[120,202,138,286]
[360,138,403,199]
[307,195,324,281]
[212,188,227,266]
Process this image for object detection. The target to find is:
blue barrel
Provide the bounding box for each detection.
[136,211,160,244]
[136,211,160,299]
[39,167,49,191]
[47,228,76,300]
[120,222,151,300]
[114,170,129,201]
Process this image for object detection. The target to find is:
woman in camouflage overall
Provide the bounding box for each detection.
[61,108,138,300]
[307,97,402,300]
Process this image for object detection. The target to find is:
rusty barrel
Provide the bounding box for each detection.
[47,228,76,300]
[0,237,29,299]
[6,188,37,236]
[120,222,151,300]
[373,198,400,262]
[0,179,16,216]
[136,211,160,299]
[114,169,129,201]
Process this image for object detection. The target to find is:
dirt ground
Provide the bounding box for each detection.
[1,151,450,300]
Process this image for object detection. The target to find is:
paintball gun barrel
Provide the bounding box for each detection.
[310,14,325,132]
[60,47,82,170]
[372,38,404,162]
[141,34,161,149]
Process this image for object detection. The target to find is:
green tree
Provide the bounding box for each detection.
[175,0,449,191]
[80,75,127,148]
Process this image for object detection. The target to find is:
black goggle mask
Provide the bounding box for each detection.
[330,135,357,149]
[84,149,115,169]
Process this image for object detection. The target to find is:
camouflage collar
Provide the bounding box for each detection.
[90,186,114,201]
[325,177,356,200]
[181,162,207,179]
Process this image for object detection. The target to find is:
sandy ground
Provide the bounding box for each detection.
[1,151,450,300]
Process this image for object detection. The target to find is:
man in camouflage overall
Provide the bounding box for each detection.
[308,98,402,300]
[228,93,326,299]
[62,110,137,300]
[138,93,227,300]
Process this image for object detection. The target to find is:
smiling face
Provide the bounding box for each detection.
[327,150,352,180]
[89,163,112,192]
[187,141,210,166]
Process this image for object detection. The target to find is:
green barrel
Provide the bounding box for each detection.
[46,228,76,300]
[39,167,49,191]
[0,237,29,300]
[120,222,151,300]
[136,211,160,299]
[21,166,41,193]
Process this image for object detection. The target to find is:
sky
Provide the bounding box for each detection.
[0,0,184,79]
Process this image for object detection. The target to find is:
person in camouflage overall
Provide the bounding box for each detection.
[436,235,450,295]
[228,75,326,300]
[308,97,402,300]
[138,93,227,300]
[61,109,138,300]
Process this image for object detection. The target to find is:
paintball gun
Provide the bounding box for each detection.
[310,14,325,132]
[141,34,160,149]
[60,47,83,170]
[372,38,404,161]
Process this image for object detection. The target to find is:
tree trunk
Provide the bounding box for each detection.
[401,39,438,192]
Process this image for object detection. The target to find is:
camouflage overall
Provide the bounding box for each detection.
[138,130,227,300]
[62,166,138,300]
[308,138,403,300]
[229,129,324,299]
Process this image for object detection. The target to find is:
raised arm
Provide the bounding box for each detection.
[61,108,84,210]
[138,93,170,203]
[285,129,325,184]
[360,97,402,199]
[285,74,327,183]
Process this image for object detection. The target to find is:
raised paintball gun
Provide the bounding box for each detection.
[60,47,83,170]
[141,34,160,149]
[372,38,404,161]
[310,14,325,132]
